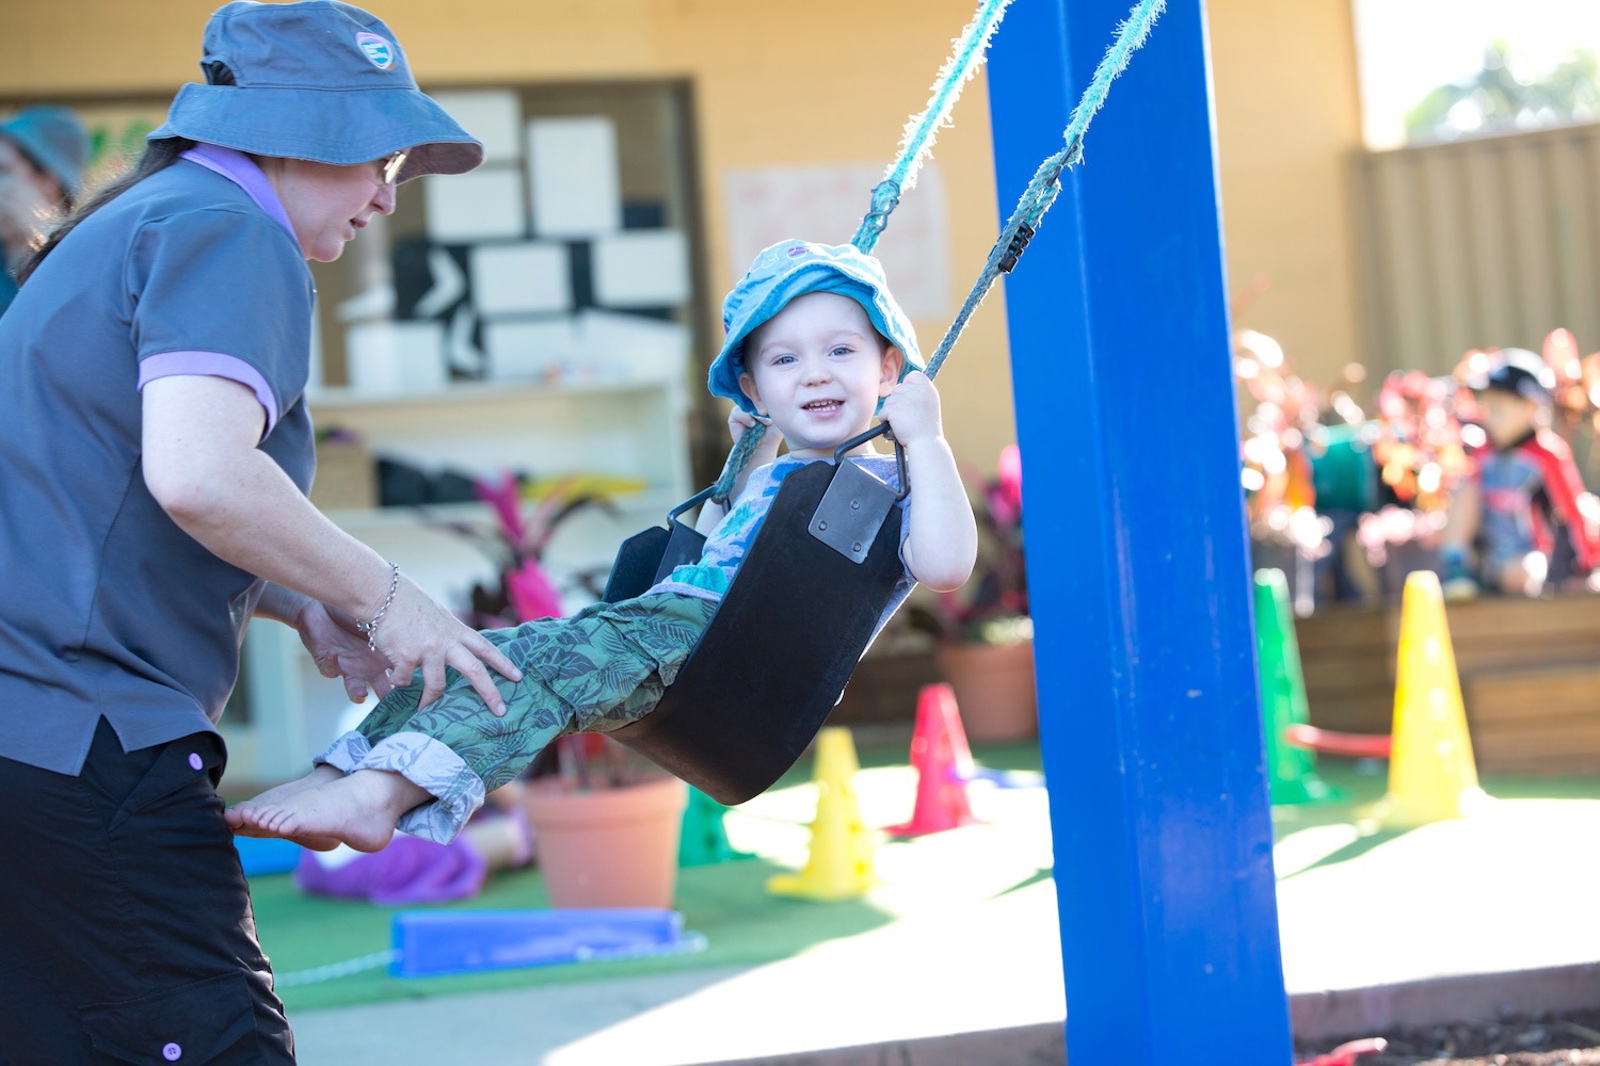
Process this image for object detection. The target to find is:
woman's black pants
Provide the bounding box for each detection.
[0,718,295,1064]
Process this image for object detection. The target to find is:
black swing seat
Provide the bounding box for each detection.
[600,457,906,805]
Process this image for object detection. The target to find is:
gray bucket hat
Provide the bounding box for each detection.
[0,107,91,201]
[148,0,482,183]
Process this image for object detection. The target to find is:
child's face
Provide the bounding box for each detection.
[1476,389,1541,449]
[738,291,903,458]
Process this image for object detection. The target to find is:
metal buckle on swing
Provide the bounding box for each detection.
[655,486,715,581]
[808,423,907,564]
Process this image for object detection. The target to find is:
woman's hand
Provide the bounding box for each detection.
[293,598,395,704]
[142,376,525,716]
[365,575,523,716]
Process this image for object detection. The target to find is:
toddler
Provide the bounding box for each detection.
[229,240,979,849]
[1440,348,1600,599]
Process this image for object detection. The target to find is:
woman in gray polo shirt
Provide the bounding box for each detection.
[0,3,523,1062]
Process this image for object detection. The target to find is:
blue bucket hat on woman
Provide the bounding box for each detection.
[0,107,91,202]
[711,240,922,417]
[148,0,482,183]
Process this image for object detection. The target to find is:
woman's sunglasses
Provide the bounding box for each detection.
[380,150,409,185]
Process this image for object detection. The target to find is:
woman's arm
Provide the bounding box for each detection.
[256,582,396,703]
[142,375,521,712]
[878,372,978,592]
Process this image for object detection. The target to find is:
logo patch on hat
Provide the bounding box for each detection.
[355,31,395,69]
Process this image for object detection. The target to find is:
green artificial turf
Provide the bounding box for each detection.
[256,740,1045,1012]
[254,737,1600,1013]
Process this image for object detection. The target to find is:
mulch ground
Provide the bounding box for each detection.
[1298,1010,1600,1065]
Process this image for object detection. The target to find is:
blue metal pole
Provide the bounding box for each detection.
[985,1,1292,1062]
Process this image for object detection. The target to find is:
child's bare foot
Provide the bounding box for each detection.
[238,769,431,853]
[227,764,345,850]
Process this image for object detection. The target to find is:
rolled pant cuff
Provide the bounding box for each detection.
[352,732,486,844]
[313,730,372,773]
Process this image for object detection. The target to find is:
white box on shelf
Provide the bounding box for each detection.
[424,167,526,242]
[527,117,621,237]
[578,310,689,383]
[470,242,571,316]
[592,230,690,308]
[483,317,581,381]
[345,321,447,394]
[427,90,522,163]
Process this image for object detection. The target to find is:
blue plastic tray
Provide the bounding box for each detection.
[234,836,304,877]
[390,908,706,978]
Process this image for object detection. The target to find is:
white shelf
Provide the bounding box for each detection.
[230,374,695,785]
[323,487,688,533]
[307,375,679,411]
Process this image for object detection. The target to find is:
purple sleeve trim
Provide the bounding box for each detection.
[137,350,281,437]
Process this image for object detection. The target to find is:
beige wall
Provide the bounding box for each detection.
[1208,0,1366,397]
[2,0,1366,455]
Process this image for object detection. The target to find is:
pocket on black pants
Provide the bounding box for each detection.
[109,733,226,833]
[79,971,255,1064]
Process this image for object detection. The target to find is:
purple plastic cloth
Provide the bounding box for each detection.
[294,833,488,906]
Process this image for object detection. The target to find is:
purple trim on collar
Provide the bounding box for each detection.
[138,351,280,438]
[180,143,297,241]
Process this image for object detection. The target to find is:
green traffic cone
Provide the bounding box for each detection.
[678,786,756,867]
[1254,569,1338,805]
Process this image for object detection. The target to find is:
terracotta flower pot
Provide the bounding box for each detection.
[523,774,688,909]
[935,640,1038,743]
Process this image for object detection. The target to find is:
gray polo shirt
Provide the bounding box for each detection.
[0,143,315,775]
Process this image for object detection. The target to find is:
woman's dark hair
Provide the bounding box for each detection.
[16,137,196,285]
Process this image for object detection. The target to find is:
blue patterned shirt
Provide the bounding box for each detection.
[650,453,915,637]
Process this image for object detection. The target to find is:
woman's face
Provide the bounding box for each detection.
[262,156,397,263]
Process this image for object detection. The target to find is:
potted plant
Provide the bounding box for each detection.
[906,444,1037,742]
[443,473,688,908]
[522,734,687,910]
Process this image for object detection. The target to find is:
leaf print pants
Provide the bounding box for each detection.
[314,593,717,842]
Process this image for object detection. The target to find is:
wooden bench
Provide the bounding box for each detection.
[1296,594,1600,776]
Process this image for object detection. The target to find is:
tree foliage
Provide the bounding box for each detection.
[1405,40,1600,142]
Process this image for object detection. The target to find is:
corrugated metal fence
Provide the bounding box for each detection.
[1355,122,1600,377]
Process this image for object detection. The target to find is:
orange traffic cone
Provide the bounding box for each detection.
[767,727,877,901]
[890,684,981,836]
[1370,571,1491,828]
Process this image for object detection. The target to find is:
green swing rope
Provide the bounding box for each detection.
[850,0,1017,257]
[712,0,1167,502]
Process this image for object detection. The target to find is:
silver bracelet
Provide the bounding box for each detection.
[356,562,401,652]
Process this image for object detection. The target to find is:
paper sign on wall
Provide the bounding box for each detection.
[722,163,952,321]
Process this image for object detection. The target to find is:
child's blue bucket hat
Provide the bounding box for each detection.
[148,0,482,183]
[710,240,922,416]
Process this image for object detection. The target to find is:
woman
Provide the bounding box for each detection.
[0,2,520,1061]
[0,106,90,315]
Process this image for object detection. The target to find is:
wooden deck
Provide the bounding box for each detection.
[1297,594,1600,776]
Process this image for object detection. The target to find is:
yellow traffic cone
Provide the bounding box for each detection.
[1371,570,1490,828]
[767,727,878,901]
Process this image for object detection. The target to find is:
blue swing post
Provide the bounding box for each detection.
[986,0,1293,1061]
